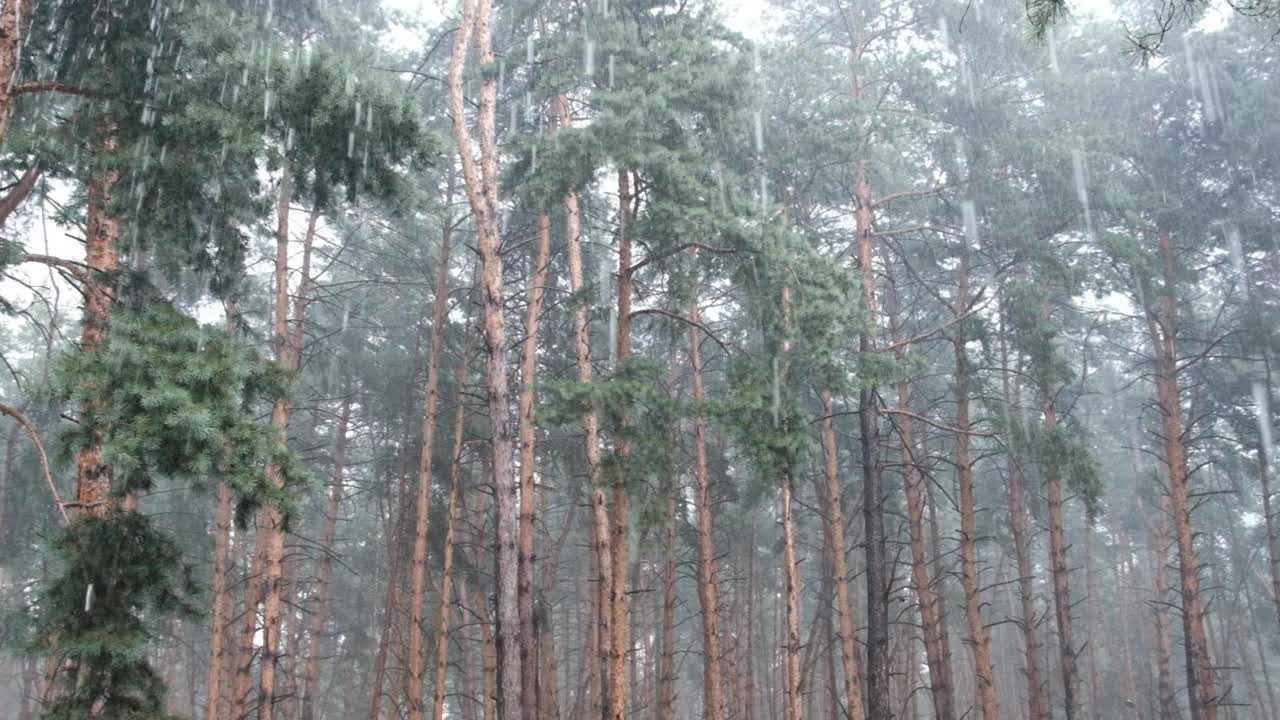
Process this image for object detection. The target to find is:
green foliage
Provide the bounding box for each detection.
[53,304,301,523]
[1030,422,1103,519]
[541,356,679,492]
[31,512,197,720]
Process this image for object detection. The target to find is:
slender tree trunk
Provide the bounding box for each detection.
[818,388,868,720]
[301,395,351,720]
[1254,359,1280,623]
[431,347,471,720]
[997,299,1050,720]
[563,159,614,720]
[778,286,803,720]
[1043,395,1080,720]
[887,270,956,720]
[1085,525,1104,720]
[689,300,725,720]
[658,490,677,720]
[1146,228,1218,720]
[207,483,234,720]
[1141,493,1182,720]
[447,0,519,713]
[408,193,456,720]
[953,245,1002,720]
[517,206,553,720]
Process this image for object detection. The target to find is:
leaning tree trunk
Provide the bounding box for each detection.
[407,190,456,720]
[447,0,519,714]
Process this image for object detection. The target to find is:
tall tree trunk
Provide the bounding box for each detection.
[779,286,803,720]
[447,0,519,713]
[888,265,956,720]
[517,206,553,719]
[256,199,318,720]
[817,388,867,720]
[689,299,725,720]
[953,245,1002,720]
[997,298,1049,720]
[206,483,234,720]
[608,168,634,720]
[408,193,456,720]
[431,345,471,720]
[1044,396,1080,720]
[855,151,891,720]
[562,154,614,720]
[302,395,351,720]
[1145,228,1218,720]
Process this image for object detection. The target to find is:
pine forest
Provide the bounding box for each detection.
[1,0,1279,718]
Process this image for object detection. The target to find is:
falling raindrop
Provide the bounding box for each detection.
[961,199,978,248]
[1197,63,1218,124]
[527,34,535,65]
[771,356,781,427]
[263,87,272,119]
[1071,147,1094,240]
[347,130,355,158]
[1254,382,1275,469]
[531,144,538,173]
[759,175,768,217]
[584,36,595,77]
[346,72,356,96]
[959,49,976,107]
[608,54,615,88]
[1047,26,1059,73]
[753,110,764,154]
